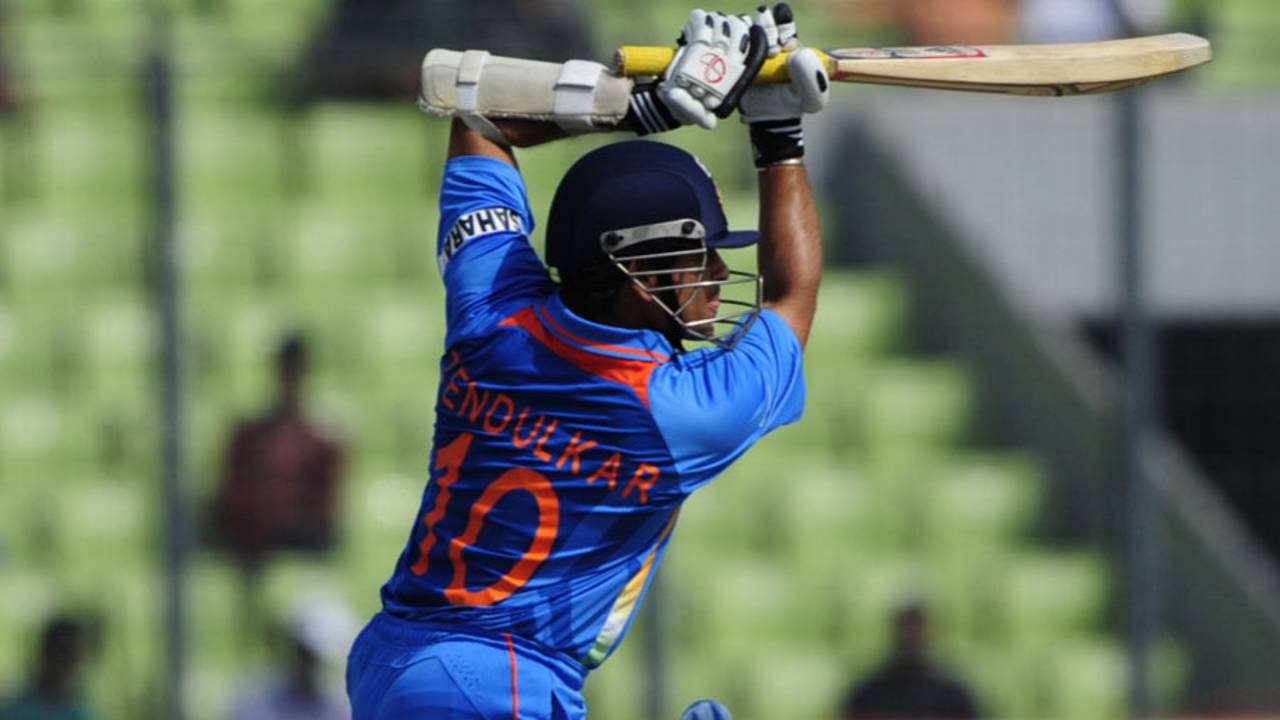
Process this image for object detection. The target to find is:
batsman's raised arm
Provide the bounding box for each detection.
[447,118,567,164]
[740,3,829,348]
[757,162,822,347]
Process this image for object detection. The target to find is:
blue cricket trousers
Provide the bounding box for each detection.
[346,612,588,720]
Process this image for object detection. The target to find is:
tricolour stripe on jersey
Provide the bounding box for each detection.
[501,306,662,409]
[537,304,670,363]
[581,510,680,668]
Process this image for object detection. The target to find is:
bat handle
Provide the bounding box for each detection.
[614,46,816,83]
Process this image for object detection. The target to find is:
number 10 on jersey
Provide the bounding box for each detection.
[410,432,561,606]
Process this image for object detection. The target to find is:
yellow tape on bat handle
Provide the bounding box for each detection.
[614,46,832,82]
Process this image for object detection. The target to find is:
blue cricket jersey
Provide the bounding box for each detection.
[380,155,806,670]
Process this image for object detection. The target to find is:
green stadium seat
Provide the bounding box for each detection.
[181,108,287,211]
[742,650,850,720]
[810,272,909,358]
[183,213,282,290]
[188,666,239,720]
[1043,637,1127,719]
[2,214,89,290]
[666,559,800,653]
[3,208,145,292]
[582,628,646,720]
[1,296,71,383]
[1203,0,1280,87]
[189,296,287,402]
[220,1,330,61]
[8,17,144,104]
[362,292,442,363]
[0,392,95,478]
[277,204,402,284]
[0,568,57,693]
[92,568,163,715]
[299,105,432,204]
[342,468,420,599]
[999,551,1109,638]
[31,105,145,202]
[190,556,252,662]
[772,462,900,555]
[861,360,974,453]
[667,651,752,720]
[0,567,57,629]
[85,292,153,373]
[790,368,873,454]
[55,476,149,559]
[0,118,36,204]
[666,472,765,552]
[260,556,347,613]
[918,453,1044,548]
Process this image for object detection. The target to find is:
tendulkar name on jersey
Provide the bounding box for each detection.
[380,155,807,670]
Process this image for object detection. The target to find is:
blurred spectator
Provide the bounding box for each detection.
[1018,0,1125,42]
[289,0,594,103]
[228,601,354,720]
[863,0,1016,45]
[0,616,99,720]
[208,333,345,575]
[840,602,980,720]
[1019,0,1170,42]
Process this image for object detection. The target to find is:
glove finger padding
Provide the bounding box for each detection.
[738,48,828,123]
[657,10,766,129]
[754,5,780,57]
[682,10,713,48]
[773,2,799,51]
[660,83,717,129]
[787,48,829,114]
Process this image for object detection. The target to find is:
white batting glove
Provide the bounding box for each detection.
[657,10,767,130]
[750,0,798,56]
[738,3,829,166]
[738,49,829,123]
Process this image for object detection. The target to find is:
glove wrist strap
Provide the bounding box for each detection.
[749,118,804,168]
[625,84,684,136]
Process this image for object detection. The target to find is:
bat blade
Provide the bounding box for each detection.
[614,34,1211,97]
[826,33,1211,96]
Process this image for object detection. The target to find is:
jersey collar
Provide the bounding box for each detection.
[538,293,674,364]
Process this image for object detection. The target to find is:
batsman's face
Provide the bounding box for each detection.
[669,248,728,337]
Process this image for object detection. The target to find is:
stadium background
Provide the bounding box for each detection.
[0,0,1277,718]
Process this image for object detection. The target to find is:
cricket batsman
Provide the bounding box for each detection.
[347,5,828,717]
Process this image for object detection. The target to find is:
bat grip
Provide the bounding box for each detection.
[614,46,798,83]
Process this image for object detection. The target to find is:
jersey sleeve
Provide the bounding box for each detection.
[647,310,806,494]
[437,155,555,344]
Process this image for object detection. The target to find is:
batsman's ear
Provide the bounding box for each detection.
[621,260,660,300]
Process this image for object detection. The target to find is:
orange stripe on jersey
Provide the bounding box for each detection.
[505,632,519,720]
[501,307,662,410]
[536,305,670,363]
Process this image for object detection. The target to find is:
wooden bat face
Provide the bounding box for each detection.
[616,34,1212,97]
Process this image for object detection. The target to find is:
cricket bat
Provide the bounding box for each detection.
[615,33,1211,97]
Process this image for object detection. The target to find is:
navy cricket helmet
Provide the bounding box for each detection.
[545,140,762,348]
